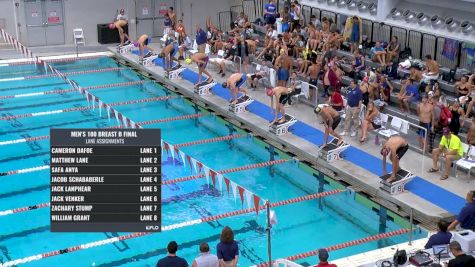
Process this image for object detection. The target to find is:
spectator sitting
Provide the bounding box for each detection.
[398,78,419,113]
[447,241,475,266]
[177,32,192,60]
[351,49,365,79]
[421,54,440,85]
[448,101,465,136]
[424,220,452,249]
[448,191,475,231]
[217,226,239,267]
[378,75,393,104]
[192,242,218,267]
[156,241,188,267]
[327,87,344,111]
[209,43,235,77]
[386,36,400,63]
[316,248,337,267]
[370,41,387,66]
[359,101,382,143]
[428,127,463,180]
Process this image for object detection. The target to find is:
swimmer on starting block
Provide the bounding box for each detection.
[266,84,299,124]
[109,20,130,46]
[134,34,154,60]
[160,39,181,70]
[188,52,213,86]
[222,73,249,104]
[314,104,344,146]
[381,136,409,183]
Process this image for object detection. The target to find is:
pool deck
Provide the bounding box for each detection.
[104,44,474,228]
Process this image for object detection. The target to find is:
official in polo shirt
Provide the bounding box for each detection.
[341,79,362,137]
[448,191,475,231]
[429,127,463,180]
[425,220,452,249]
[195,25,207,53]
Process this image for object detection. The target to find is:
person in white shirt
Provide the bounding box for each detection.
[116,9,128,21]
[192,243,218,267]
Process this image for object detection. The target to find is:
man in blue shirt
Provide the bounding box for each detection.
[425,220,452,249]
[371,41,387,66]
[341,80,362,137]
[449,191,475,231]
[400,79,420,113]
[264,0,277,25]
[195,24,207,53]
[156,241,188,267]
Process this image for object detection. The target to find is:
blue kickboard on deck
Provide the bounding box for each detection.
[152,57,465,215]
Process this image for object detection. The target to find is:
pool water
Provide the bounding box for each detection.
[0,56,425,266]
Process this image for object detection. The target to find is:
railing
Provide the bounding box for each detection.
[218,11,232,33]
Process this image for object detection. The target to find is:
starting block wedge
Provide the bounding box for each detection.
[194,81,216,96]
[379,168,415,195]
[229,95,254,113]
[269,114,297,135]
[117,43,134,54]
[166,66,185,79]
[318,138,349,162]
[140,54,158,66]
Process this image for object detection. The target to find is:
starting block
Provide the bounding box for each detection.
[194,80,216,96]
[229,95,254,113]
[318,138,349,162]
[166,66,185,79]
[140,54,158,66]
[379,169,415,195]
[117,43,134,54]
[269,114,297,135]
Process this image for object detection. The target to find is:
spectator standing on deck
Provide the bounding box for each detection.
[316,249,337,267]
[196,25,207,53]
[425,220,452,249]
[156,241,188,267]
[417,94,434,150]
[192,242,218,267]
[217,226,239,267]
[264,0,277,25]
[428,127,463,180]
[448,191,475,231]
[116,8,128,22]
[168,7,177,29]
[341,80,362,137]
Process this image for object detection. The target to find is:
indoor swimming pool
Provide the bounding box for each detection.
[0,56,426,266]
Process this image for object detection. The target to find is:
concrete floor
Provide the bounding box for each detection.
[107,42,475,224]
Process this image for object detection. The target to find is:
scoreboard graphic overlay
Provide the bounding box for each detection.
[50,129,161,232]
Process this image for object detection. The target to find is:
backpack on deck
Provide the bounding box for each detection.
[439,105,452,127]
[399,47,412,61]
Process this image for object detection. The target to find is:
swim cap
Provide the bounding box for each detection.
[266,88,274,96]
[314,106,321,114]
[185,58,192,64]
[133,42,138,47]
[108,23,115,29]
[221,82,227,88]
[280,48,285,54]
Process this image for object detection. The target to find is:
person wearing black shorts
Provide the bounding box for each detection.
[314,104,344,146]
[381,136,409,183]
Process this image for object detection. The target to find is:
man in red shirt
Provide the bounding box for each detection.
[316,249,337,267]
[328,87,343,111]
